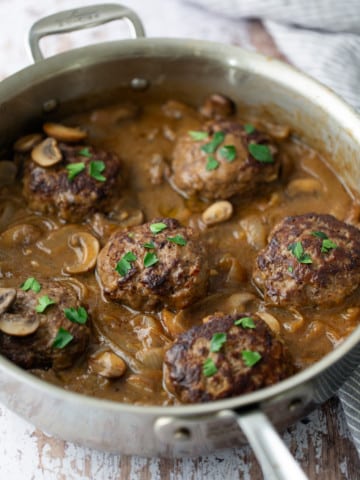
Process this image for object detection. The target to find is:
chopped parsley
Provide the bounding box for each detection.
[242,350,262,367]
[150,222,167,234]
[210,332,227,352]
[36,295,56,313]
[89,160,106,182]
[321,238,338,253]
[312,231,328,240]
[20,277,41,293]
[206,155,219,171]
[64,306,88,325]
[144,252,159,268]
[248,143,274,163]
[244,123,256,134]
[66,162,85,181]
[201,131,225,154]
[234,317,256,329]
[167,234,187,246]
[288,241,312,264]
[143,242,156,249]
[77,147,92,158]
[188,130,208,141]
[203,358,218,377]
[52,328,73,349]
[115,252,137,277]
[288,266,294,273]
[219,145,237,162]
[312,231,337,253]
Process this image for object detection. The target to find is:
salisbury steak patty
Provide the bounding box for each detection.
[253,213,360,307]
[0,281,89,369]
[171,120,279,200]
[164,313,294,403]
[22,142,121,222]
[97,218,208,311]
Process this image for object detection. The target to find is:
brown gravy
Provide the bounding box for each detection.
[0,99,359,405]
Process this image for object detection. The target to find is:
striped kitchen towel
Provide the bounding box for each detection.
[186,0,360,454]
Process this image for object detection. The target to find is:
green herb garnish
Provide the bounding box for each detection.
[248,143,274,163]
[144,252,159,268]
[201,131,225,154]
[115,252,137,277]
[77,147,92,158]
[167,234,187,246]
[52,328,73,349]
[234,317,256,329]
[89,160,106,182]
[20,277,41,293]
[242,350,262,367]
[219,145,237,162]
[66,162,85,181]
[210,332,227,352]
[143,242,156,249]
[203,358,218,377]
[321,238,338,253]
[244,124,256,134]
[312,231,328,240]
[206,155,219,171]
[150,222,167,234]
[288,266,294,273]
[64,306,88,325]
[188,130,209,141]
[36,295,56,313]
[288,241,312,264]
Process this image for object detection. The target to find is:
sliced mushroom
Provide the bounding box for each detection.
[31,137,62,167]
[286,177,323,197]
[13,133,43,153]
[0,312,40,336]
[64,232,100,274]
[89,350,127,378]
[43,123,87,142]
[0,288,16,315]
[200,93,236,119]
[202,200,233,226]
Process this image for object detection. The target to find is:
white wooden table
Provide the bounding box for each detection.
[0,1,359,478]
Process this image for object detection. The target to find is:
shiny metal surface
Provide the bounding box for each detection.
[0,5,360,466]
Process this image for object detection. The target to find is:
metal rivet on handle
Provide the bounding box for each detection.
[130,78,149,90]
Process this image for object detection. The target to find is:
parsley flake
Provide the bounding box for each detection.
[206,155,219,171]
[312,231,328,240]
[234,317,256,329]
[244,124,256,134]
[21,277,41,293]
[36,295,56,313]
[201,131,225,154]
[115,252,137,277]
[144,252,159,268]
[242,350,262,367]
[210,332,227,352]
[64,306,88,325]
[52,328,74,349]
[77,147,92,158]
[188,130,209,141]
[248,143,274,163]
[143,242,156,249]
[203,358,218,377]
[288,241,312,264]
[219,145,237,162]
[150,222,167,234]
[66,162,85,181]
[288,266,294,273]
[89,160,106,182]
[321,238,337,253]
[167,234,187,246]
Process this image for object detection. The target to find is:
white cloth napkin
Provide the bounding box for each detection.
[186,0,360,454]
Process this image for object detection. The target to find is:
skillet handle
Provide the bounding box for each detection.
[28,3,145,62]
[235,410,308,480]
